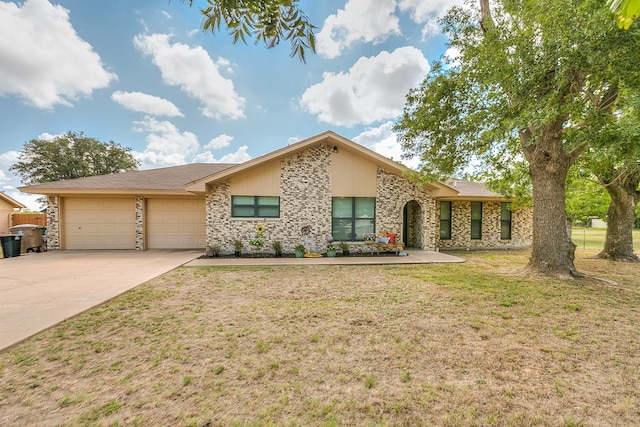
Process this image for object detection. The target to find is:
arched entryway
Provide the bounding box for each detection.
[402,200,423,249]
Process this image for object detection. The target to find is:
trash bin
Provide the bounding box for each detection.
[0,234,22,258]
[9,224,44,253]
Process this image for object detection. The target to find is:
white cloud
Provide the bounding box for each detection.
[317,0,400,59]
[192,146,251,164]
[204,134,233,150]
[0,151,20,186]
[353,121,420,169]
[398,0,462,22]
[0,150,42,211]
[300,46,429,127]
[111,91,183,117]
[133,33,245,120]
[398,0,465,40]
[36,133,58,141]
[133,116,200,167]
[287,136,302,145]
[0,0,117,109]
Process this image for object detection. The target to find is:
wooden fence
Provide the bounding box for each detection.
[11,213,47,227]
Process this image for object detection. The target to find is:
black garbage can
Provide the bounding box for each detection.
[0,234,22,258]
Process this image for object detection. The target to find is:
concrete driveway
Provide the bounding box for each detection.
[0,250,200,352]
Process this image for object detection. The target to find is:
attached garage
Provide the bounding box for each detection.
[146,198,206,249]
[62,197,136,249]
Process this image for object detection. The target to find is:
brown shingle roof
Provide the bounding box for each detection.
[441,179,504,199]
[19,163,236,193]
[0,192,26,208]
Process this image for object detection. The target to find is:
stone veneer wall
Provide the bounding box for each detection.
[206,144,333,254]
[375,169,436,250]
[437,201,532,250]
[46,195,60,250]
[135,196,145,250]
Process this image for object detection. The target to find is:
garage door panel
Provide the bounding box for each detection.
[147,198,205,249]
[63,198,136,249]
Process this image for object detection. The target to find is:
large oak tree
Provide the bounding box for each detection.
[394,0,640,278]
[586,93,640,261]
[10,131,139,186]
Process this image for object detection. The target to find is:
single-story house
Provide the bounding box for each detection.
[19,131,532,253]
[0,192,26,234]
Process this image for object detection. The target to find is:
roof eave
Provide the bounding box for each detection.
[0,192,26,208]
[17,188,203,197]
[184,130,410,191]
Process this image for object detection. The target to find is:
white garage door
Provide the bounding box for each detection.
[146,198,206,249]
[63,198,136,249]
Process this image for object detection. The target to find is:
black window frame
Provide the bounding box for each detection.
[500,202,512,240]
[231,196,280,218]
[471,201,482,240]
[440,201,452,240]
[331,197,375,241]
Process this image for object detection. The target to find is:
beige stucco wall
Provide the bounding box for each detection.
[436,201,532,250]
[0,200,14,234]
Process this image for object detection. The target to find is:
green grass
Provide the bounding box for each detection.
[572,227,640,251]
[0,251,639,426]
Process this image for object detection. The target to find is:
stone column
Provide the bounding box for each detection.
[46,195,60,250]
[135,196,145,250]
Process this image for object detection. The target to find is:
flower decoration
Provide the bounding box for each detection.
[249,224,266,248]
[363,232,377,242]
[326,235,336,251]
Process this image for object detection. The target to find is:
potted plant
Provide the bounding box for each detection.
[233,239,243,257]
[272,240,283,257]
[325,242,337,257]
[339,241,350,256]
[294,244,306,258]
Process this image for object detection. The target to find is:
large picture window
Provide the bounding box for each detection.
[471,202,482,240]
[332,197,375,241]
[231,196,280,218]
[501,202,512,240]
[440,201,452,240]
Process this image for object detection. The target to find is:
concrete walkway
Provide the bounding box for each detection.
[0,249,463,352]
[186,249,464,266]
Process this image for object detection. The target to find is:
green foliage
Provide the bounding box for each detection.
[396,0,640,178]
[472,160,532,208]
[183,0,316,62]
[272,240,283,256]
[395,0,640,274]
[565,173,610,223]
[10,131,139,186]
[609,0,640,29]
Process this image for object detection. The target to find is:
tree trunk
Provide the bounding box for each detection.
[522,123,581,278]
[598,176,640,262]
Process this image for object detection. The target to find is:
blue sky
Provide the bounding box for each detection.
[0,0,461,209]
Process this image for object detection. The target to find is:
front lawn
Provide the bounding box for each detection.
[1,250,639,426]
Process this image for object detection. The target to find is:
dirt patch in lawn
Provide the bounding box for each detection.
[1,250,639,426]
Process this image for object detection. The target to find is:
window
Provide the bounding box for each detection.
[231,196,280,218]
[332,197,375,241]
[440,201,452,240]
[471,202,482,240]
[501,202,512,240]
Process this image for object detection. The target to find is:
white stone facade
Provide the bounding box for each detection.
[205,144,444,254]
[437,201,533,250]
[41,140,533,253]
